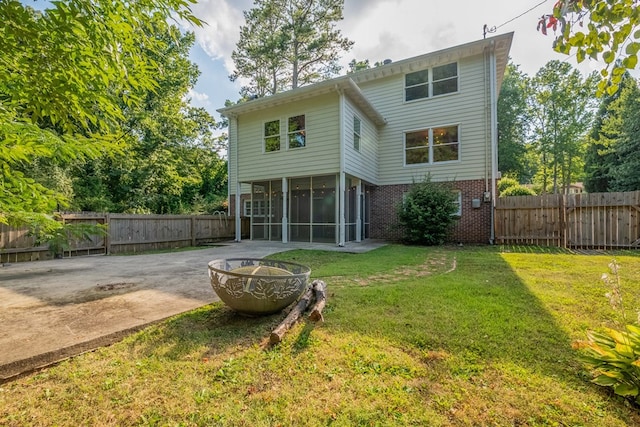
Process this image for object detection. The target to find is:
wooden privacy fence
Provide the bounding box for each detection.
[0,213,249,263]
[495,191,640,249]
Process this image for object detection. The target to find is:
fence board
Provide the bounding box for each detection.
[496,191,640,249]
[1,213,248,262]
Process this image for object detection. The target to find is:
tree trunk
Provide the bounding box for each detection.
[269,286,313,345]
[309,279,327,322]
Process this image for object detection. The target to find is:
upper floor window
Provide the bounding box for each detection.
[353,116,361,151]
[288,115,306,149]
[404,69,429,101]
[433,63,458,96]
[264,120,280,152]
[405,125,459,165]
[404,62,458,101]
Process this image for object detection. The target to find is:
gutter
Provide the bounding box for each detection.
[489,41,498,245]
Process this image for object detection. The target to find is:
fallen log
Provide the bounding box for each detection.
[269,286,314,345]
[308,279,327,322]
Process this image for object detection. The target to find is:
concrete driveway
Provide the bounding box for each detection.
[0,240,384,381]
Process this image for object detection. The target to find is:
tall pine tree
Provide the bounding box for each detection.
[230,0,353,97]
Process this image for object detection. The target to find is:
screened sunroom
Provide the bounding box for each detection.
[243,174,371,244]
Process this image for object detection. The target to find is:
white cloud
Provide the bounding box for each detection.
[185,89,211,108]
[184,0,252,73]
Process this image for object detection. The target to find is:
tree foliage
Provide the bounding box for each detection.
[69,30,227,214]
[528,61,597,194]
[498,62,534,182]
[0,0,203,225]
[397,177,458,246]
[583,74,628,192]
[605,77,640,190]
[538,0,640,96]
[230,0,353,97]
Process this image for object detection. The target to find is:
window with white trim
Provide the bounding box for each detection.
[243,200,268,217]
[288,115,306,148]
[405,125,459,165]
[452,190,462,216]
[264,120,280,152]
[404,62,458,101]
[353,116,361,151]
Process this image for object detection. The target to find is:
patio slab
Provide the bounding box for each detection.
[0,240,385,381]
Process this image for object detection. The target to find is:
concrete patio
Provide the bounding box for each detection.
[0,240,385,382]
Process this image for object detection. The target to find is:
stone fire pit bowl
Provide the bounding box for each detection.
[208,258,311,315]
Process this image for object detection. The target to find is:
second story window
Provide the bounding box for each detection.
[288,115,306,149]
[404,62,458,102]
[432,63,458,96]
[353,116,361,151]
[405,69,429,101]
[264,120,280,152]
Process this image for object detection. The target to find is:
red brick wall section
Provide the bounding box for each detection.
[369,179,493,244]
[228,194,252,217]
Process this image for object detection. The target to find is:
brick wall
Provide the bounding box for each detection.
[369,179,493,244]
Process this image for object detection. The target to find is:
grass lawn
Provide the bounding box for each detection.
[1,245,639,426]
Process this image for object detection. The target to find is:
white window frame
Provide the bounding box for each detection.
[263,119,281,153]
[244,200,268,217]
[287,114,306,149]
[432,62,459,97]
[403,124,460,166]
[452,190,462,216]
[404,62,458,102]
[353,115,361,151]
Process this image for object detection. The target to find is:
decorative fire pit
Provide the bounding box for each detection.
[208,258,311,315]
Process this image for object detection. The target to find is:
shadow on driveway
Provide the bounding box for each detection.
[0,240,384,382]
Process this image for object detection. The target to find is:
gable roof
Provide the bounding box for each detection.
[217,32,513,124]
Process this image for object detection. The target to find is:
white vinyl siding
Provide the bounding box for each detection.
[358,54,490,185]
[343,99,378,184]
[236,93,341,182]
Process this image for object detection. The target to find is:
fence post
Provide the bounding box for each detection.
[191,216,197,247]
[559,194,566,249]
[105,213,111,255]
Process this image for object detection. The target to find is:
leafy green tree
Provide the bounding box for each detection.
[231,0,353,96]
[538,0,640,96]
[607,78,640,190]
[0,0,202,226]
[72,30,227,214]
[498,62,534,182]
[397,177,458,246]
[583,75,629,192]
[528,61,597,193]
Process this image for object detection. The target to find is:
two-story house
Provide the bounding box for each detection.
[218,32,513,245]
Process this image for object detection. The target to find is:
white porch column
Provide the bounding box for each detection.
[282,177,288,243]
[338,172,346,247]
[235,181,242,242]
[337,87,346,247]
[355,179,362,242]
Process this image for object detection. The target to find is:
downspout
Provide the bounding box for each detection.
[230,114,241,243]
[337,85,346,247]
[489,41,498,245]
[483,47,490,195]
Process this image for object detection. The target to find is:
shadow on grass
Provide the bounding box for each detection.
[327,247,577,378]
[125,302,284,361]
[115,245,638,422]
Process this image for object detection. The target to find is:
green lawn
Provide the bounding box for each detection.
[1,245,639,426]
